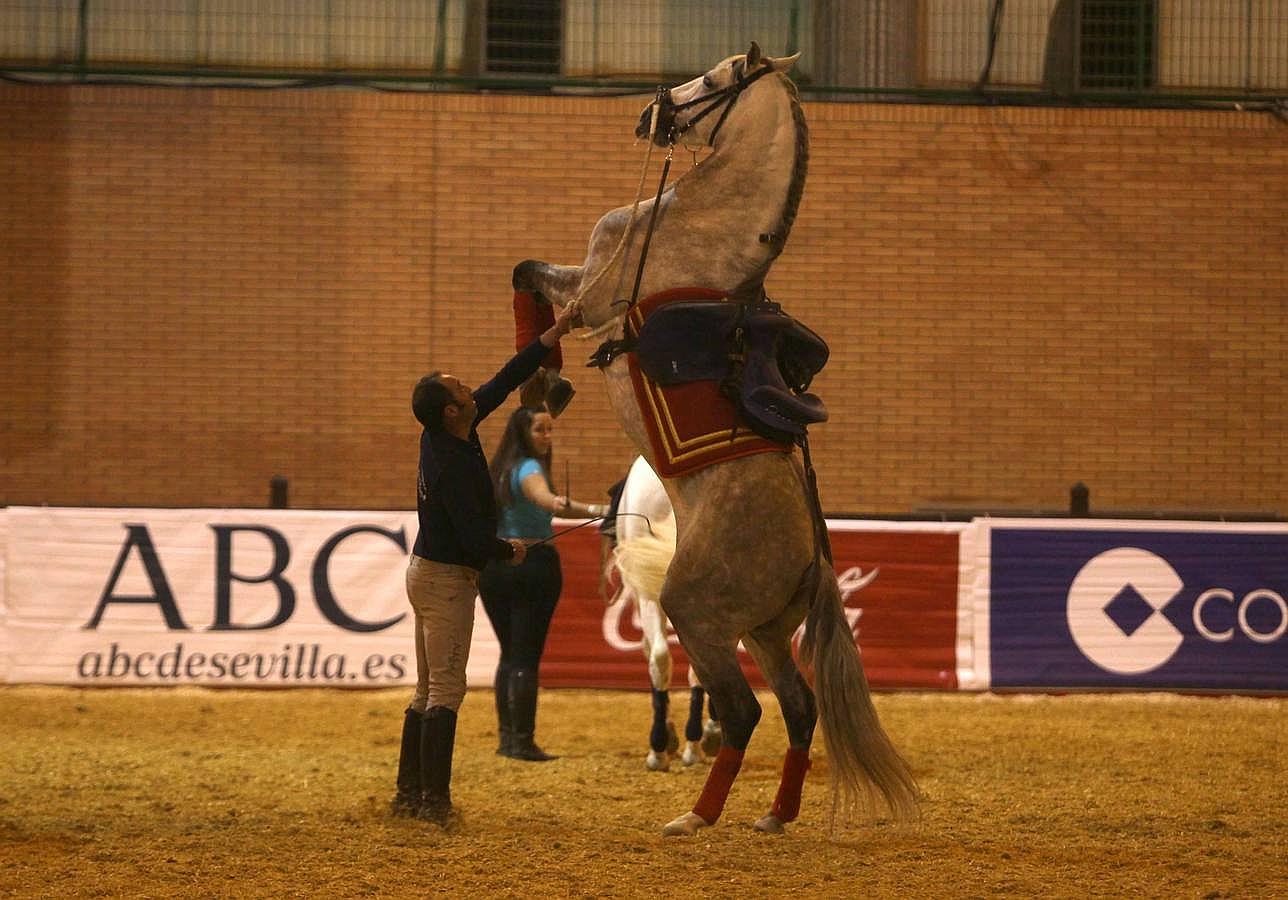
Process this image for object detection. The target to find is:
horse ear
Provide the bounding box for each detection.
[746,41,763,68]
[769,51,801,73]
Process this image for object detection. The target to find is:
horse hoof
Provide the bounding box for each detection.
[661,812,709,837]
[680,742,703,767]
[754,813,785,834]
[646,750,670,772]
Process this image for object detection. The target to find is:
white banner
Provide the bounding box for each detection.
[10,507,1280,692]
[0,507,500,687]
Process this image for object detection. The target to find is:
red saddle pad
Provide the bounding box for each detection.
[625,288,789,478]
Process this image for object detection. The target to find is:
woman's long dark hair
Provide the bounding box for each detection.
[489,406,554,508]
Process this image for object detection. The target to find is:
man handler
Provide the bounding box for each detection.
[392,292,577,825]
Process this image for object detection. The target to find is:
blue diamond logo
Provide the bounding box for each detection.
[1104,584,1155,636]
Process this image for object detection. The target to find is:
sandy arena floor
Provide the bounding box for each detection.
[0,686,1284,898]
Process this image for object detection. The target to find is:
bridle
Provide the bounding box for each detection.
[652,59,777,149]
[586,59,777,370]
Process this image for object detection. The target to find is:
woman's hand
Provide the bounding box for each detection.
[522,476,605,519]
[505,538,528,566]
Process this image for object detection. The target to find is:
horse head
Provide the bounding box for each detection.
[515,41,808,339]
[636,41,801,150]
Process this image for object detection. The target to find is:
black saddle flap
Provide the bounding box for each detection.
[775,319,829,393]
[635,302,739,386]
[738,319,829,442]
[633,297,832,444]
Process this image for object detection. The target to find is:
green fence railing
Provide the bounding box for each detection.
[1,1,1284,106]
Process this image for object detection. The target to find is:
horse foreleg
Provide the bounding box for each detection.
[512,259,584,309]
[638,598,675,772]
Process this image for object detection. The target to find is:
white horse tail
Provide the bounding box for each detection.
[611,513,677,603]
[800,556,920,822]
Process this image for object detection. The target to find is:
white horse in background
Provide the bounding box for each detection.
[610,456,721,771]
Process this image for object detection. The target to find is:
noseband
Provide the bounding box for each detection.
[652,60,776,148]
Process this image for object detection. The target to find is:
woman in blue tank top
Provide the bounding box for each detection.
[480,405,607,761]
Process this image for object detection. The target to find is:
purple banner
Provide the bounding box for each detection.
[989,528,1287,691]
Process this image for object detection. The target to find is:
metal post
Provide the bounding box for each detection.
[270,475,289,509]
[1070,482,1090,517]
[787,0,800,56]
[1245,0,1254,92]
[76,0,89,80]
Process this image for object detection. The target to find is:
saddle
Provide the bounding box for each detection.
[633,297,829,444]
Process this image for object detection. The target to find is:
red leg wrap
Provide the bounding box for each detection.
[692,745,744,825]
[769,747,812,823]
[512,290,562,369]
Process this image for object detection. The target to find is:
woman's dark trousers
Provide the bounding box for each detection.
[480,545,561,761]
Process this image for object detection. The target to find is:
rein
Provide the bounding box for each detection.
[528,511,659,548]
[586,138,672,370]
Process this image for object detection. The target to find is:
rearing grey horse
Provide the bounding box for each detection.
[514,42,918,836]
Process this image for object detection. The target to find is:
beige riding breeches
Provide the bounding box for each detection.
[405,555,480,713]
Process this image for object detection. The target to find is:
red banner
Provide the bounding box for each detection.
[539,522,962,691]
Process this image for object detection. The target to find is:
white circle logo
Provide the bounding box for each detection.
[1066,548,1184,674]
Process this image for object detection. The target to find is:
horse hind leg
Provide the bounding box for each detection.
[680,681,705,766]
[648,690,680,772]
[743,623,818,835]
[661,640,762,837]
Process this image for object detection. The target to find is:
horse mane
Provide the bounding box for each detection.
[776,75,809,254]
[732,71,809,301]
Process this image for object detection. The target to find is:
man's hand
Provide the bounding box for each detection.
[540,303,579,347]
[506,538,528,566]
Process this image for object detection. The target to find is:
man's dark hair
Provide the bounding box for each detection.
[412,372,454,431]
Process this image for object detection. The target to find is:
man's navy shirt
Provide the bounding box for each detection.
[412,338,550,571]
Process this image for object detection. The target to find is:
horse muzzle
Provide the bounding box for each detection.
[636,88,677,147]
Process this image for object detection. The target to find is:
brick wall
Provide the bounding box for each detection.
[2,84,1284,515]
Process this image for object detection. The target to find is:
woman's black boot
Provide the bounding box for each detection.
[494,663,514,757]
[508,669,557,762]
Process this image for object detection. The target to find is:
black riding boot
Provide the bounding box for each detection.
[390,706,423,817]
[417,706,458,825]
[508,669,557,762]
[494,663,514,757]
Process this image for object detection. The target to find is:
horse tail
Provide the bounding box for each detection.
[611,514,677,603]
[800,558,920,823]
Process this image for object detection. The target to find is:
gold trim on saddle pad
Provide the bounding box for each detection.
[626,287,788,478]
